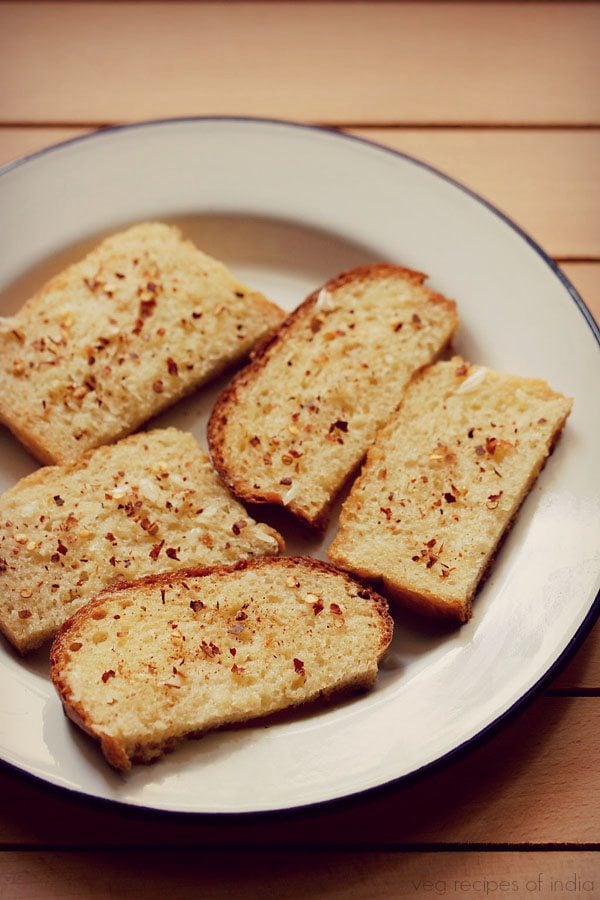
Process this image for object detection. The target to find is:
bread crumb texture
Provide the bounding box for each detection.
[0,428,283,654]
[329,358,572,622]
[0,222,283,465]
[208,264,458,528]
[50,558,393,771]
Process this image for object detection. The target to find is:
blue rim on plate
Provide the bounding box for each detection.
[0,116,598,817]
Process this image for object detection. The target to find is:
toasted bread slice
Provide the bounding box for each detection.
[328,358,572,622]
[0,428,283,654]
[208,264,458,529]
[50,557,393,771]
[0,223,284,465]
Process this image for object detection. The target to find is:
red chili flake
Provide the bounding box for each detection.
[231,663,245,674]
[426,554,439,569]
[393,322,403,332]
[201,640,221,658]
[149,540,165,560]
[467,428,475,439]
[109,556,116,567]
[53,495,64,506]
[444,492,457,503]
[279,477,292,486]
[380,507,392,521]
[475,445,486,456]
[486,492,504,510]
[329,419,349,433]
[330,603,343,615]
[411,313,422,327]
[140,518,158,534]
[18,609,32,619]
[101,669,116,683]
[166,357,178,376]
[105,532,116,542]
[152,379,164,393]
[485,437,498,455]
[313,600,324,615]
[190,599,204,612]
[231,519,247,535]
[426,538,437,548]
[57,541,68,555]
[249,435,260,446]
[235,609,248,621]
[140,298,157,317]
[50,552,61,563]
[166,547,179,560]
[293,658,305,676]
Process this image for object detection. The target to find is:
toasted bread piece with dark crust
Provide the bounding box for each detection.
[0,428,283,654]
[0,223,284,465]
[50,557,393,772]
[329,357,572,622]
[208,264,458,529]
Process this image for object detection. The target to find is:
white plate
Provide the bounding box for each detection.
[0,118,598,814]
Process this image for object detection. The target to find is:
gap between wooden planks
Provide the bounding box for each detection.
[0,697,597,845]
[0,849,598,899]
[0,2,599,125]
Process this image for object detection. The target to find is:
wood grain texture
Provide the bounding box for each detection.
[1,127,600,264]
[0,3,599,125]
[0,850,598,899]
[0,697,598,845]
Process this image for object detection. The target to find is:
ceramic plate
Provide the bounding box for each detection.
[0,118,598,814]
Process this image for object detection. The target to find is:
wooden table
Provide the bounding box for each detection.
[0,3,598,896]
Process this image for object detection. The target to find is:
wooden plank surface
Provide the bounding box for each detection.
[1,126,599,263]
[1,698,598,845]
[1,850,598,899]
[0,3,599,125]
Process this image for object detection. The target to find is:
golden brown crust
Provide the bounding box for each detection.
[208,263,458,528]
[0,408,58,466]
